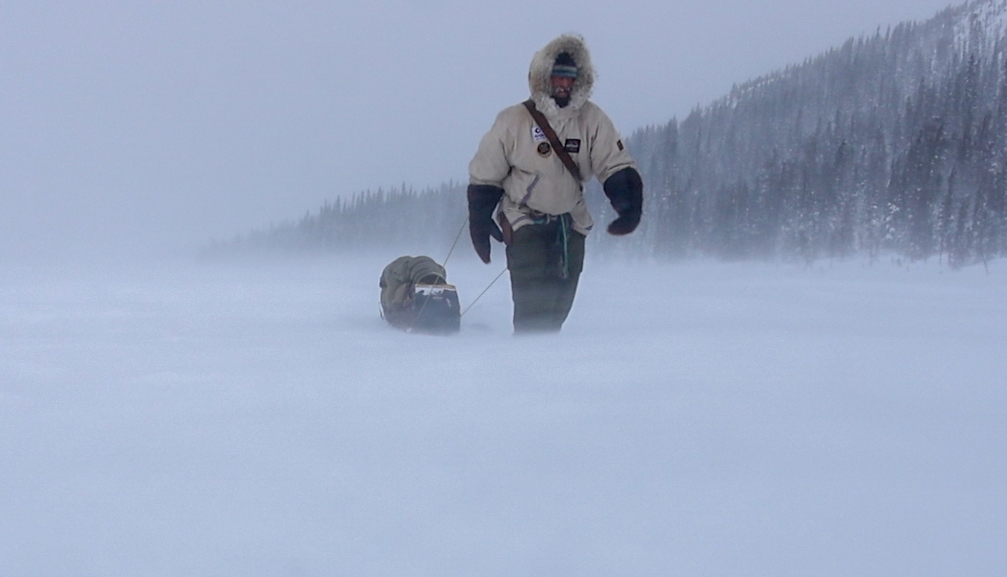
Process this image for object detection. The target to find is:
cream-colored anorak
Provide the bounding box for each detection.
[468,34,637,235]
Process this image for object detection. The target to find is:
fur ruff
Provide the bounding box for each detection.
[528,34,595,120]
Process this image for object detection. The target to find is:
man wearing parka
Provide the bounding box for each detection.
[467,34,643,332]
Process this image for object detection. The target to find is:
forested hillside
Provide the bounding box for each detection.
[221,0,1007,266]
[632,0,1007,265]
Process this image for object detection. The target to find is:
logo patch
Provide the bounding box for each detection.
[537,142,552,157]
[617,139,624,151]
[532,126,547,143]
[564,139,581,153]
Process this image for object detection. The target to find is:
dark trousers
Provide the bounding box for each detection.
[505,220,586,333]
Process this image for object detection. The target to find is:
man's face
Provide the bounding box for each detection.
[551,75,575,100]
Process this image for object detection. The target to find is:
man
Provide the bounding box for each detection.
[467,34,643,332]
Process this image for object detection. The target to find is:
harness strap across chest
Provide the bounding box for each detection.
[522,99,583,189]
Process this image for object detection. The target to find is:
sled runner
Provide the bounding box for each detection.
[379,256,460,334]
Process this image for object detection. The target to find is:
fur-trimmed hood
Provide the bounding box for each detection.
[528,34,595,120]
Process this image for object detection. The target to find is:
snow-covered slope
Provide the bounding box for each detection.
[2,256,1005,576]
[955,0,1007,50]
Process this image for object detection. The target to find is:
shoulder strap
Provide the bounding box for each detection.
[523,99,583,186]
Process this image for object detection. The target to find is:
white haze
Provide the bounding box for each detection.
[2,256,1005,574]
[1,0,959,262]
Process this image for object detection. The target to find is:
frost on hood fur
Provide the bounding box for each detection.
[529,34,595,119]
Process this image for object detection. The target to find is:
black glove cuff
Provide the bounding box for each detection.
[467,185,505,262]
[467,185,505,219]
[602,168,643,217]
[603,168,643,235]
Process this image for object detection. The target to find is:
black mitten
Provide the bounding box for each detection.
[603,167,643,235]
[467,184,505,263]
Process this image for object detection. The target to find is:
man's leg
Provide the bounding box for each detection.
[550,230,585,327]
[506,224,585,332]
[507,224,556,331]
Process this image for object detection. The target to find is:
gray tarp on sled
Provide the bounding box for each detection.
[379,256,460,333]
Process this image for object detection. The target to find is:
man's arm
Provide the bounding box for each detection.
[602,167,643,235]
[469,110,514,187]
[467,185,504,264]
[467,111,513,262]
[589,108,643,235]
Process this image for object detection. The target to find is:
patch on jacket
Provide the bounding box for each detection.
[537,142,552,157]
[532,126,547,143]
[617,139,624,151]
[564,139,581,153]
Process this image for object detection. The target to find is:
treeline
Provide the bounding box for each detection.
[220,0,1007,266]
[218,182,467,256]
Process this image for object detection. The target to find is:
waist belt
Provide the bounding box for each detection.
[526,211,564,225]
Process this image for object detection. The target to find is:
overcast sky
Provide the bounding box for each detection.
[0,0,961,261]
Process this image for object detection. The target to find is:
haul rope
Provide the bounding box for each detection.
[443,214,508,318]
[460,267,508,318]
[406,215,506,328]
[442,216,469,269]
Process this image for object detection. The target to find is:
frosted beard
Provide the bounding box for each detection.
[551,86,571,108]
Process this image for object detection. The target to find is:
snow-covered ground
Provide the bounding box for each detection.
[2,254,1005,576]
